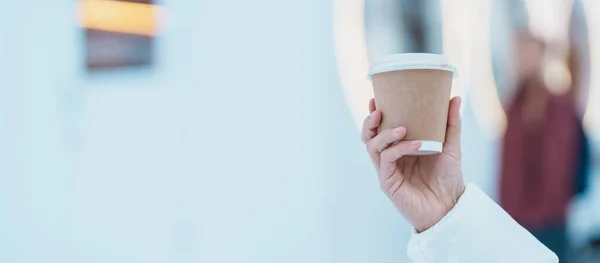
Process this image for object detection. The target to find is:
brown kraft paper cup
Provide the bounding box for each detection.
[368,53,455,155]
[371,69,453,141]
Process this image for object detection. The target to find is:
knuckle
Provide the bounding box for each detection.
[362,116,371,129]
[366,141,376,153]
[387,133,399,145]
[365,130,376,142]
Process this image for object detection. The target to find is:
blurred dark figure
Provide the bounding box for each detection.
[500,32,588,263]
[399,0,426,53]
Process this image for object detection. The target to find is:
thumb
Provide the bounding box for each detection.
[443,97,461,157]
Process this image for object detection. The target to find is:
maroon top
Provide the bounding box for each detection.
[500,83,579,229]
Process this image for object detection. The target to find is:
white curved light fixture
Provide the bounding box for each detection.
[332,0,372,128]
[465,0,507,139]
[441,0,507,139]
[582,0,600,137]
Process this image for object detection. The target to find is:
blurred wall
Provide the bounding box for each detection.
[2,0,332,262]
[154,1,331,261]
[0,1,80,262]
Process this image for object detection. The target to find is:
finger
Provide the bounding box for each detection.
[379,141,422,179]
[369,98,376,113]
[443,97,462,157]
[361,110,382,143]
[367,127,407,155]
[366,127,407,166]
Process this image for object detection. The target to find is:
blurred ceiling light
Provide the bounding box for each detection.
[442,0,506,139]
[440,0,469,108]
[476,0,507,138]
[77,0,162,36]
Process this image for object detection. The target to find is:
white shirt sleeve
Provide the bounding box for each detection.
[407,183,558,263]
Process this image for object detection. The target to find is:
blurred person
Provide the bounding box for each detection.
[500,31,586,262]
[362,97,557,262]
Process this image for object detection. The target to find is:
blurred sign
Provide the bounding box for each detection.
[77,0,161,70]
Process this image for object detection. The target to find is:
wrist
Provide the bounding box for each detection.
[415,183,466,233]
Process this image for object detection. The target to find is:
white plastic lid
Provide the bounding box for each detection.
[368,53,456,78]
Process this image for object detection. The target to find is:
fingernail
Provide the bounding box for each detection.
[394,127,406,134]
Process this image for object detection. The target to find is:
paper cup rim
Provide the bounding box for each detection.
[367,53,457,79]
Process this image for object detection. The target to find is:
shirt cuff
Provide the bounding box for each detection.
[407,183,558,263]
